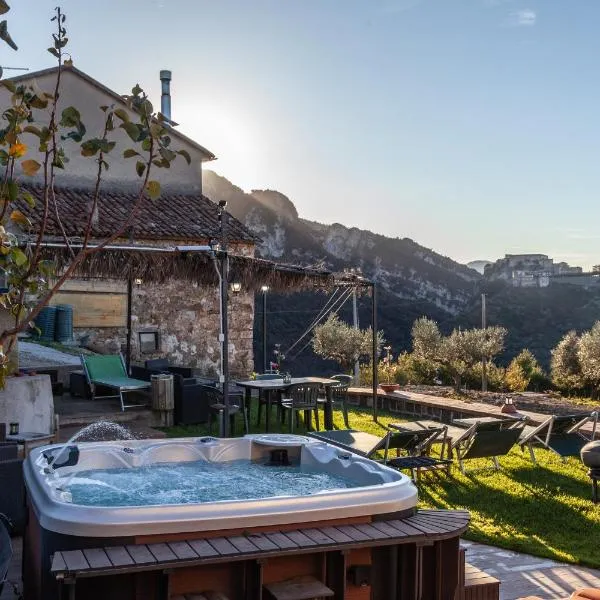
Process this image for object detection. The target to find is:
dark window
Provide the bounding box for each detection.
[139,331,159,353]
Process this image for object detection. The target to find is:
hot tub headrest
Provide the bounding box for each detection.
[43,445,80,469]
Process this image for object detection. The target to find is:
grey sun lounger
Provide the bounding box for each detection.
[519,412,598,464]
[451,418,526,473]
[307,428,452,479]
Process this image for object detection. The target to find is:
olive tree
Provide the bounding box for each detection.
[0,6,190,384]
[551,331,583,395]
[412,317,506,393]
[505,349,546,392]
[313,314,383,373]
[578,322,600,397]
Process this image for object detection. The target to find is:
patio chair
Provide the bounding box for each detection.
[519,412,598,464]
[280,382,321,433]
[451,418,526,473]
[0,514,12,597]
[318,374,353,428]
[203,385,249,437]
[307,428,451,479]
[81,354,150,412]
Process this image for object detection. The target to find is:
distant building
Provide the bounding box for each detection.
[484,254,582,288]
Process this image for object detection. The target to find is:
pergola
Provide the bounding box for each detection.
[41,242,380,435]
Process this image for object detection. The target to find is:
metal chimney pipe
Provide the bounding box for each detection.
[160,70,172,121]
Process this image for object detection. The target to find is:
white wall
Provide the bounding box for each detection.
[0,69,211,193]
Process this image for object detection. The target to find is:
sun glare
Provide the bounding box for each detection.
[175,103,263,191]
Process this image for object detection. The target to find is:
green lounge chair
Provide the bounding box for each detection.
[81,354,150,411]
[519,412,598,464]
[307,428,451,479]
[451,418,526,473]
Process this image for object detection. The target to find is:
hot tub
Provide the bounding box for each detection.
[25,434,417,537]
[23,434,418,600]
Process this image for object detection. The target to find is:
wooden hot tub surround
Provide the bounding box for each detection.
[47,509,470,600]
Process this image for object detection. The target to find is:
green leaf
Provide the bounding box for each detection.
[146,180,161,200]
[0,1,10,16]
[114,108,130,123]
[159,147,176,162]
[131,84,143,96]
[135,161,146,177]
[141,138,152,152]
[21,191,35,208]
[80,140,100,157]
[29,95,48,109]
[60,106,81,127]
[98,140,116,153]
[11,247,27,267]
[10,210,31,227]
[21,159,41,176]
[47,47,60,59]
[1,79,15,93]
[142,99,153,116]
[176,149,191,165]
[120,122,141,142]
[123,149,139,159]
[152,158,170,169]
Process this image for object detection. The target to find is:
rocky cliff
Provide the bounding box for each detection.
[203,170,480,315]
[203,170,482,374]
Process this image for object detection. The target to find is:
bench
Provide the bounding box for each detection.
[50,510,470,600]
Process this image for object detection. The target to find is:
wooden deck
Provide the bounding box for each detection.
[348,388,597,435]
[51,510,470,580]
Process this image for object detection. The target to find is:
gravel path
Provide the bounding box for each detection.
[18,340,81,368]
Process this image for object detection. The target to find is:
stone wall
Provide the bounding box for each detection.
[76,280,255,378]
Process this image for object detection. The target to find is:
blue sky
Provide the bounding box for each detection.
[7,1,600,268]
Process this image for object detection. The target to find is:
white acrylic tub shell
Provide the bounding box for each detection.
[24,434,418,537]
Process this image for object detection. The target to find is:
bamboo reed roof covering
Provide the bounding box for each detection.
[40,243,369,292]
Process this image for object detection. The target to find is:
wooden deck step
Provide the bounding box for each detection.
[464,562,500,600]
[263,575,334,600]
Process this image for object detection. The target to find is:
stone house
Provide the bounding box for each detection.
[2,65,259,376]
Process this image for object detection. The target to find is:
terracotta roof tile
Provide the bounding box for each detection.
[17,183,258,244]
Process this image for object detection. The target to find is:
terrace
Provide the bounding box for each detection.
[3,382,600,600]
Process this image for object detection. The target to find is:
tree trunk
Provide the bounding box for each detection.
[453,374,462,393]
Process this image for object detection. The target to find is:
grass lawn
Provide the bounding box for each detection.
[163,404,600,569]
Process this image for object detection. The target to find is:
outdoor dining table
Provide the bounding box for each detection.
[235,377,339,432]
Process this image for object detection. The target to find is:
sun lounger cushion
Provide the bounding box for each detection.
[84,356,148,389]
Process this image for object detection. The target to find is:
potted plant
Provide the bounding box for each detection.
[380,346,400,393]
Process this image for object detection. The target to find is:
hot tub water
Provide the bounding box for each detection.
[60,459,361,507]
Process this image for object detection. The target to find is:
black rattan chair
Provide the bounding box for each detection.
[204,385,249,437]
[280,383,321,433]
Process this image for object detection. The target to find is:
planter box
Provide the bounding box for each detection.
[380,383,400,393]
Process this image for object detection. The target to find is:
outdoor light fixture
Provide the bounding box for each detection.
[261,285,269,292]
[134,278,143,285]
[230,282,242,293]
